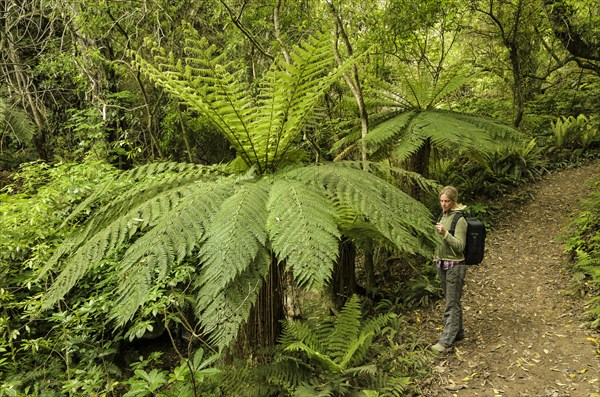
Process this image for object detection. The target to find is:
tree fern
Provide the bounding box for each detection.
[0,96,35,149]
[290,163,436,254]
[267,178,341,289]
[41,31,437,352]
[340,68,526,165]
[133,24,356,174]
[40,168,237,313]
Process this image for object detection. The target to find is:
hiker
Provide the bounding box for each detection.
[431,185,468,353]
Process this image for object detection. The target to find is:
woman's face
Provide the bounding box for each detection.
[439,194,454,213]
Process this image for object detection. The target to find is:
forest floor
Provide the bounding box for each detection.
[420,161,600,397]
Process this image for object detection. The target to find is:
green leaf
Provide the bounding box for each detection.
[267,178,340,289]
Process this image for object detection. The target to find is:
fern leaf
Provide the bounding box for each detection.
[41,171,236,311]
[412,110,493,150]
[195,246,271,349]
[361,111,417,155]
[290,163,435,256]
[280,319,329,357]
[107,181,236,325]
[254,32,353,170]
[134,32,258,167]
[0,97,35,146]
[197,179,269,292]
[284,341,342,373]
[329,295,362,361]
[267,178,340,289]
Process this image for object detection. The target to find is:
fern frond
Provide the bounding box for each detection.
[380,376,412,396]
[289,163,436,256]
[41,172,237,311]
[135,28,357,174]
[361,111,417,156]
[0,97,35,146]
[285,341,342,373]
[412,110,494,150]
[294,384,335,397]
[370,162,442,195]
[254,32,355,170]
[134,32,258,167]
[108,180,236,325]
[449,111,525,146]
[196,246,271,349]
[267,178,340,289]
[193,179,271,348]
[197,180,269,292]
[329,295,362,361]
[280,319,330,357]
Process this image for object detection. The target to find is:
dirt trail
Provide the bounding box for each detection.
[424,162,600,397]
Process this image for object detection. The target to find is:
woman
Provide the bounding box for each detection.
[431,186,468,353]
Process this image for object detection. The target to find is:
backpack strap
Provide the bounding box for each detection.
[439,210,465,236]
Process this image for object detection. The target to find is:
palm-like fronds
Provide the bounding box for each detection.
[280,295,394,377]
[0,97,35,149]
[40,161,435,349]
[133,24,355,173]
[339,68,526,163]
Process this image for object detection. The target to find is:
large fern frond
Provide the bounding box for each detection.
[361,111,417,155]
[134,32,257,166]
[342,68,525,163]
[267,178,341,289]
[256,33,353,170]
[0,97,35,148]
[108,180,238,325]
[328,295,362,362]
[196,180,269,292]
[196,246,272,348]
[281,295,395,373]
[286,163,436,256]
[40,167,237,314]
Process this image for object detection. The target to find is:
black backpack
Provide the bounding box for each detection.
[442,211,487,265]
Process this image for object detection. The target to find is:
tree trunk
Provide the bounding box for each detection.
[234,253,285,358]
[330,238,357,309]
[405,137,431,202]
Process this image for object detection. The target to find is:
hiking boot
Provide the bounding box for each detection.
[430,343,447,353]
[454,330,465,343]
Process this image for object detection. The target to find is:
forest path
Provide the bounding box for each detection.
[423,162,600,397]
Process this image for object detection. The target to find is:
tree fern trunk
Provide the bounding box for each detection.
[235,253,285,357]
[405,137,431,202]
[330,238,356,309]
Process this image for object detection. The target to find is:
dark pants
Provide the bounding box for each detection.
[438,264,466,347]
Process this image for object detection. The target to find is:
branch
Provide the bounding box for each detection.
[326,0,368,163]
[219,0,274,61]
[542,0,600,62]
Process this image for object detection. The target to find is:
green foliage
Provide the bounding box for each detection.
[0,97,36,169]
[0,159,125,396]
[0,98,34,150]
[274,295,407,396]
[564,172,600,328]
[39,160,436,350]
[349,67,525,162]
[123,348,221,397]
[548,114,600,163]
[133,24,358,173]
[38,28,438,354]
[430,138,548,201]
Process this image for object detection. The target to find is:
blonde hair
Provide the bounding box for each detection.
[439,186,459,203]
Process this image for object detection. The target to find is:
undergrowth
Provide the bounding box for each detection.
[564,172,600,329]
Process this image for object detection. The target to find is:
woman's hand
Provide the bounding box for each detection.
[435,223,447,236]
